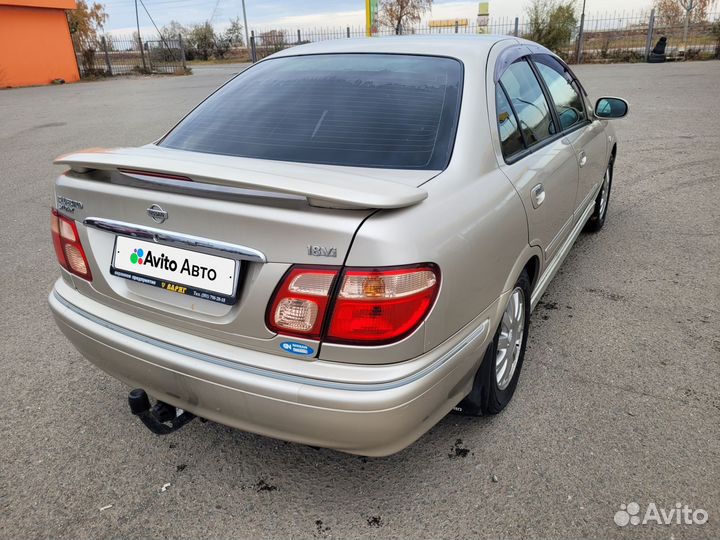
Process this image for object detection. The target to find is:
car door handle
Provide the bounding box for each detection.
[531,183,545,209]
[578,150,588,168]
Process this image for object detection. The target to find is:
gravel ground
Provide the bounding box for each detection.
[0,61,718,539]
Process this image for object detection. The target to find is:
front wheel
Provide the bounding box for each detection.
[454,270,531,416]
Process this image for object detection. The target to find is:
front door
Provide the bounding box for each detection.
[531,54,607,217]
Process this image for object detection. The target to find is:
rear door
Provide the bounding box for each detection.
[495,58,580,263]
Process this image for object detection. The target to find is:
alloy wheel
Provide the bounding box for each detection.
[496,287,525,391]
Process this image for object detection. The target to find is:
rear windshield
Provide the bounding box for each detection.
[159,54,463,170]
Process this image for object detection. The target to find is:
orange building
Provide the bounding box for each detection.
[0,0,79,88]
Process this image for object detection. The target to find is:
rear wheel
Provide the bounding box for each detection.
[454,271,531,416]
[585,163,612,233]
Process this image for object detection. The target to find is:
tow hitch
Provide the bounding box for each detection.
[128,388,195,435]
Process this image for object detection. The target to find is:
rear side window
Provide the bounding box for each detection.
[495,85,524,159]
[159,54,463,170]
[499,59,556,147]
[533,55,586,131]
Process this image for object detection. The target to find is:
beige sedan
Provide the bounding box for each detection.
[49,35,627,455]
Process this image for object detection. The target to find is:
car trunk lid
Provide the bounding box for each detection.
[53,147,436,357]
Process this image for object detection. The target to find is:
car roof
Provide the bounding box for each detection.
[269,34,518,63]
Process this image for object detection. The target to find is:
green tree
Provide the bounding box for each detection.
[525,0,578,55]
[378,0,432,35]
[188,22,216,61]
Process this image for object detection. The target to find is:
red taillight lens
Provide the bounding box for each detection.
[266,266,340,340]
[326,265,440,345]
[267,264,440,346]
[51,209,92,281]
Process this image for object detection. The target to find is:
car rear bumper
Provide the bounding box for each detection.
[49,278,498,456]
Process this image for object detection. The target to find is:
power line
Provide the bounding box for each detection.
[138,0,181,61]
[209,0,222,22]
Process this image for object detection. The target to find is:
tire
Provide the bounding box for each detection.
[584,161,613,233]
[453,270,531,416]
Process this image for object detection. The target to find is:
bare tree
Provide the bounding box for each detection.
[225,16,245,46]
[677,0,716,48]
[160,20,189,42]
[378,0,432,35]
[654,0,715,24]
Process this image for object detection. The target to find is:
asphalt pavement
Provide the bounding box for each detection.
[0,61,718,539]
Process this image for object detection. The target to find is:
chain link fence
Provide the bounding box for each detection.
[247,9,720,64]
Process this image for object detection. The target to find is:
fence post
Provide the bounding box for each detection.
[513,17,519,37]
[137,34,147,72]
[250,30,257,63]
[644,8,656,61]
[101,36,113,76]
[178,33,187,70]
[347,26,350,38]
[575,12,585,64]
[455,20,459,33]
[146,41,153,72]
[297,29,301,44]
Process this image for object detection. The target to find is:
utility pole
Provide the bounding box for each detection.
[241,0,250,52]
[575,0,587,64]
[135,0,147,71]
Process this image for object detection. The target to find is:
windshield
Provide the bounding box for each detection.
[159,54,463,170]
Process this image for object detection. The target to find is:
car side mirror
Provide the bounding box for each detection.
[594,97,629,119]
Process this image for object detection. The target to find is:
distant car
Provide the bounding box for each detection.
[49,35,628,456]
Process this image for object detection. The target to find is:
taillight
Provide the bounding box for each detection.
[266,266,340,340]
[267,264,439,346]
[51,209,92,281]
[327,265,440,345]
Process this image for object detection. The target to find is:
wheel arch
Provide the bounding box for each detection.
[502,245,544,298]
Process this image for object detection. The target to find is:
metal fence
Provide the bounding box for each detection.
[247,9,720,64]
[71,33,187,78]
[71,9,720,77]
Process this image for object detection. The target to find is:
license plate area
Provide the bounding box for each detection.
[111,236,240,305]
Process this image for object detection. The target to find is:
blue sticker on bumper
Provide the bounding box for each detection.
[280,341,314,356]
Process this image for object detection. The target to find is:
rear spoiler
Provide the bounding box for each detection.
[54,146,429,210]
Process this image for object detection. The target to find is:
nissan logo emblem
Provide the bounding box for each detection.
[147,204,168,224]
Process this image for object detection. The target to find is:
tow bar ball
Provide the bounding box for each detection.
[128,388,195,435]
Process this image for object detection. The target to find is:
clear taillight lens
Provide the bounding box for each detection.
[266,266,339,339]
[51,209,92,281]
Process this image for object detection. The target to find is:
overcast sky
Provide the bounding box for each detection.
[103,0,655,35]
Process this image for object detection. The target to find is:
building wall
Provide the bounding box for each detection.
[0,1,79,88]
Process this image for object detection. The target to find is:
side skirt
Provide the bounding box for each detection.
[530,191,597,311]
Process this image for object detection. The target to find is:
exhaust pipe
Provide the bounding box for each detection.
[128,389,195,435]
